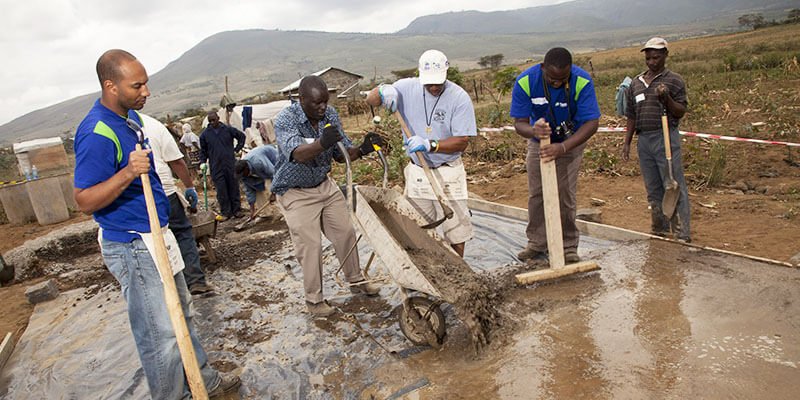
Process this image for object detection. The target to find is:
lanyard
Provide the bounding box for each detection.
[541,71,573,126]
[423,84,445,132]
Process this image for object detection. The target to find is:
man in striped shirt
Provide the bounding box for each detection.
[622,37,691,242]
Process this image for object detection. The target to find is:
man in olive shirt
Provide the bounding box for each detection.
[622,37,690,242]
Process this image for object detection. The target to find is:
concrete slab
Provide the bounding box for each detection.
[1,201,798,399]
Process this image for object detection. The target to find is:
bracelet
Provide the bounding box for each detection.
[560,143,567,154]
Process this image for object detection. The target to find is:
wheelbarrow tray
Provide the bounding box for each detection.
[353,186,479,303]
[189,210,218,239]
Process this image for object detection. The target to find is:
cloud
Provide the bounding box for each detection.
[0,0,564,125]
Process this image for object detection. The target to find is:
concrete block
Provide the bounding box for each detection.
[790,252,800,267]
[25,279,59,304]
[577,208,603,223]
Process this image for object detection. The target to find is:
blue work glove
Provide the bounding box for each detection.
[405,136,431,153]
[378,84,398,113]
[184,188,198,208]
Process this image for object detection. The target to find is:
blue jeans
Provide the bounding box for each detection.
[101,237,220,400]
[637,127,691,240]
[168,194,206,287]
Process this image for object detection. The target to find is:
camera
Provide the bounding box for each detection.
[553,121,575,140]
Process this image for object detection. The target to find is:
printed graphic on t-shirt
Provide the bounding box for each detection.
[433,109,447,123]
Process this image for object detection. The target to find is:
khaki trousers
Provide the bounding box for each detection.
[525,140,586,252]
[276,178,362,303]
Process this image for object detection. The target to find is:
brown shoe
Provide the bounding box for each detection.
[209,374,241,398]
[518,246,547,262]
[306,300,336,317]
[564,250,581,263]
[349,280,381,296]
[189,282,214,295]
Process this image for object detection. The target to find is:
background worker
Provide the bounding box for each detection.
[366,49,477,257]
[235,144,280,222]
[73,49,238,399]
[622,37,691,242]
[271,75,384,317]
[199,110,246,220]
[143,113,215,295]
[510,47,601,264]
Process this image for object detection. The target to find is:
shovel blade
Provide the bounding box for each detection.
[662,183,679,219]
[420,216,447,229]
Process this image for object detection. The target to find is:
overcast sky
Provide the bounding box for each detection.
[0,0,568,126]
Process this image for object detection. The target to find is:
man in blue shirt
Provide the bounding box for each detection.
[235,144,279,221]
[271,75,385,317]
[73,49,238,399]
[199,111,246,221]
[510,47,601,264]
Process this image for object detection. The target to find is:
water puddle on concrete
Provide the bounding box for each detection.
[367,239,800,399]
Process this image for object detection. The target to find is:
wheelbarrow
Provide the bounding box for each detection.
[189,210,218,263]
[336,141,480,348]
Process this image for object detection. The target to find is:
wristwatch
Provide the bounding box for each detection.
[430,140,439,152]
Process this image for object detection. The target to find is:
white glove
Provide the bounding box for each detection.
[405,136,431,153]
[378,84,398,113]
[199,163,208,173]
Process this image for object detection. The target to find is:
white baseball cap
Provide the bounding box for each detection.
[418,49,449,85]
[641,37,668,51]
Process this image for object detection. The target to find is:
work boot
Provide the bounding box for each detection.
[189,282,215,296]
[233,211,246,219]
[349,280,381,296]
[306,300,336,317]
[209,374,241,398]
[564,249,581,263]
[517,246,547,262]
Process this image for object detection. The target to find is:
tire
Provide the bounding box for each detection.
[398,296,446,347]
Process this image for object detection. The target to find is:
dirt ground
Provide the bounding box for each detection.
[467,132,800,262]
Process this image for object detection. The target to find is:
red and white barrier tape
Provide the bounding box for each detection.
[478,126,800,147]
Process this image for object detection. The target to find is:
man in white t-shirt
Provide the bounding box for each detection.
[366,49,477,257]
[142,114,213,295]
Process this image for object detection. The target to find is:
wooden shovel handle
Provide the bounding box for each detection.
[136,143,209,400]
[661,114,672,160]
[393,112,454,218]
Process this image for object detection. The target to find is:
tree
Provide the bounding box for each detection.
[478,54,505,69]
[738,13,765,30]
[446,66,464,87]
[492,67,520,97]
[391,68,417,80]
[788,8,800,24]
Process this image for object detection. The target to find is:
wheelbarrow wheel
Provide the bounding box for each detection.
[398,296,446,348]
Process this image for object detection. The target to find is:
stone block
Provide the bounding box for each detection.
[25,279,59,304]
[577,208,602,223]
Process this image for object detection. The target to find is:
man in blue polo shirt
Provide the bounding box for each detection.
[510,47,601,264]
[73,49,238,399]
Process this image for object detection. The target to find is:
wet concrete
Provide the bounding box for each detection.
[375,239,800,399]
[2,209,799,399]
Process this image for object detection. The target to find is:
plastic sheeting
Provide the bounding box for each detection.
[0,210,614,399]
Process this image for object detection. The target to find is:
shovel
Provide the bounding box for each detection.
[661,108,679,219]
[125,118,209,399]
[233,199,272,232]
[394,111,453,229]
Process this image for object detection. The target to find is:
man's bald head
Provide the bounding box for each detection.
[298,76,330,123]
[96,49,137,86]
[298,75,327,98]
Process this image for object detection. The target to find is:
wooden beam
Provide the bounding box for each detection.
[515,261,600,285]
[540,137,565,269]
[0,332,14,373]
